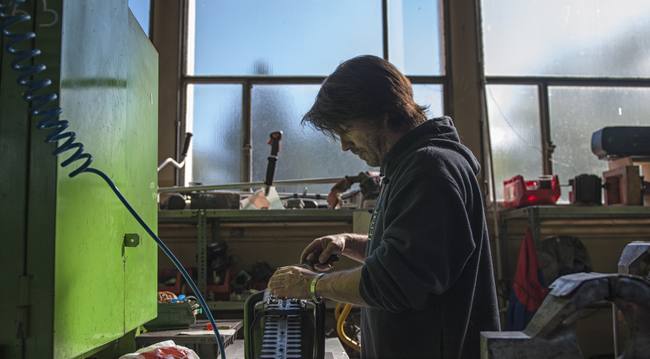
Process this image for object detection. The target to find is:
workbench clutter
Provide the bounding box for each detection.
[119,340,200,359]
[158,129,378,211]
[502,126,650,209]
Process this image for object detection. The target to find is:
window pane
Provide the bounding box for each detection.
[128,0,150,36]
[252,85,372,194]
[187,85,242,186]
[486,85,543,200]
[413,84,444,118]
[482,0,650,77]
[189,0,382,76]
[389,0,445,75]
[550,87,650,202]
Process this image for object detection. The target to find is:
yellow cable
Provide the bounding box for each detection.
[336,303,361,352]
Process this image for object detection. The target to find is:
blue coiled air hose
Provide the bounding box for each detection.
[0,2,227,357]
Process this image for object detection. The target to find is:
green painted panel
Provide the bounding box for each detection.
[0,4,34,359]
[1,1,158,357]
[53,0,129,357]
[123,11,158,332]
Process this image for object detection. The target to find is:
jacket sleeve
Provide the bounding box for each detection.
[359,172,476,312]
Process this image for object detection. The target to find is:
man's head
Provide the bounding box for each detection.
[302,55,427,166]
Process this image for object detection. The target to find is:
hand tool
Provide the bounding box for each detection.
[265,131,283,196]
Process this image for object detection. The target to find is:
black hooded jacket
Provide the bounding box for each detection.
[359,117,500,359]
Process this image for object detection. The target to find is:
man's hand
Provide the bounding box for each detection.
[302,233,369,265]
[300,235,346,271]
[267,266,319,299]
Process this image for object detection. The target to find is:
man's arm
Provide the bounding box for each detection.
[267,265,368,307]
[316,267,367,306]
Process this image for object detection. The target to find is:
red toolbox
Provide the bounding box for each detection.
[503,175,561,208]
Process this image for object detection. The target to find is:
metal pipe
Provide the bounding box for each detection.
[158,177,345,193]
[157,158,186,172]
[242,81,252,182]
[538,83,553,175]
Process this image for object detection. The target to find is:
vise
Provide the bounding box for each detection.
[481,271,650,358]
[618,241,650,279]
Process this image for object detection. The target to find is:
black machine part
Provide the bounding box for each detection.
[180,132,193,161]
[244,291,325,359]
[189,191,240,209]
[160,193,187,210]
[591,126,650,159]
[569,174,602,205]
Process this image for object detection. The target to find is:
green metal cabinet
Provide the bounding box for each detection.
[0,1,158,358]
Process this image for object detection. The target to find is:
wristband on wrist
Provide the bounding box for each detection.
[310,273,325,300]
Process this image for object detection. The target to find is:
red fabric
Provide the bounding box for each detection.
[512,228,549,311]
[141,347,193,359]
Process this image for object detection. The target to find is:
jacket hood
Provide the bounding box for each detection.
[381,116,481,177]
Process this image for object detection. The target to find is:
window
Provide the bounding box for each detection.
[128,0,151,36]
[482,0,650,200]
[183,0,446,191]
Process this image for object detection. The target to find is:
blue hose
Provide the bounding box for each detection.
[0,2,227,357]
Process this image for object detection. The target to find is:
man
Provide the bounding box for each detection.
[267,55,500,358]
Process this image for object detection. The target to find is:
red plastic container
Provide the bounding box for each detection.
[503,175,561,208]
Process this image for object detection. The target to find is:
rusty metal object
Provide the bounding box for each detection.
[481,272,650,358]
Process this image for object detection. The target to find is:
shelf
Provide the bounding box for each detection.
[159,209,356,223]
[499,205,650,220]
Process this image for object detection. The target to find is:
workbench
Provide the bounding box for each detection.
[137,320,242,358]
[136,319,350,359]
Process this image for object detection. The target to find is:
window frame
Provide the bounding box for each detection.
[179,0,448,184]
[485,76,650,182]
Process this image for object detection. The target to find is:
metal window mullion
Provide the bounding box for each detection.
[537,83,553,175]
[442,0,453,116]
[181,76,445,86]
[486,76,650,87]
[241,82,252,183]
[382,0,389,60]
[178,83,188,185]
[177,0,190,186]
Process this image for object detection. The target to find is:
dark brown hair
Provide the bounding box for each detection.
[302,55,428,137]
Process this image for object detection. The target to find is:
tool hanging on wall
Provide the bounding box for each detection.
[265,131,283,196]
[240,131,284,210]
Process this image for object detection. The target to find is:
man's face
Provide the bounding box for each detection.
[336,121,385,167]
